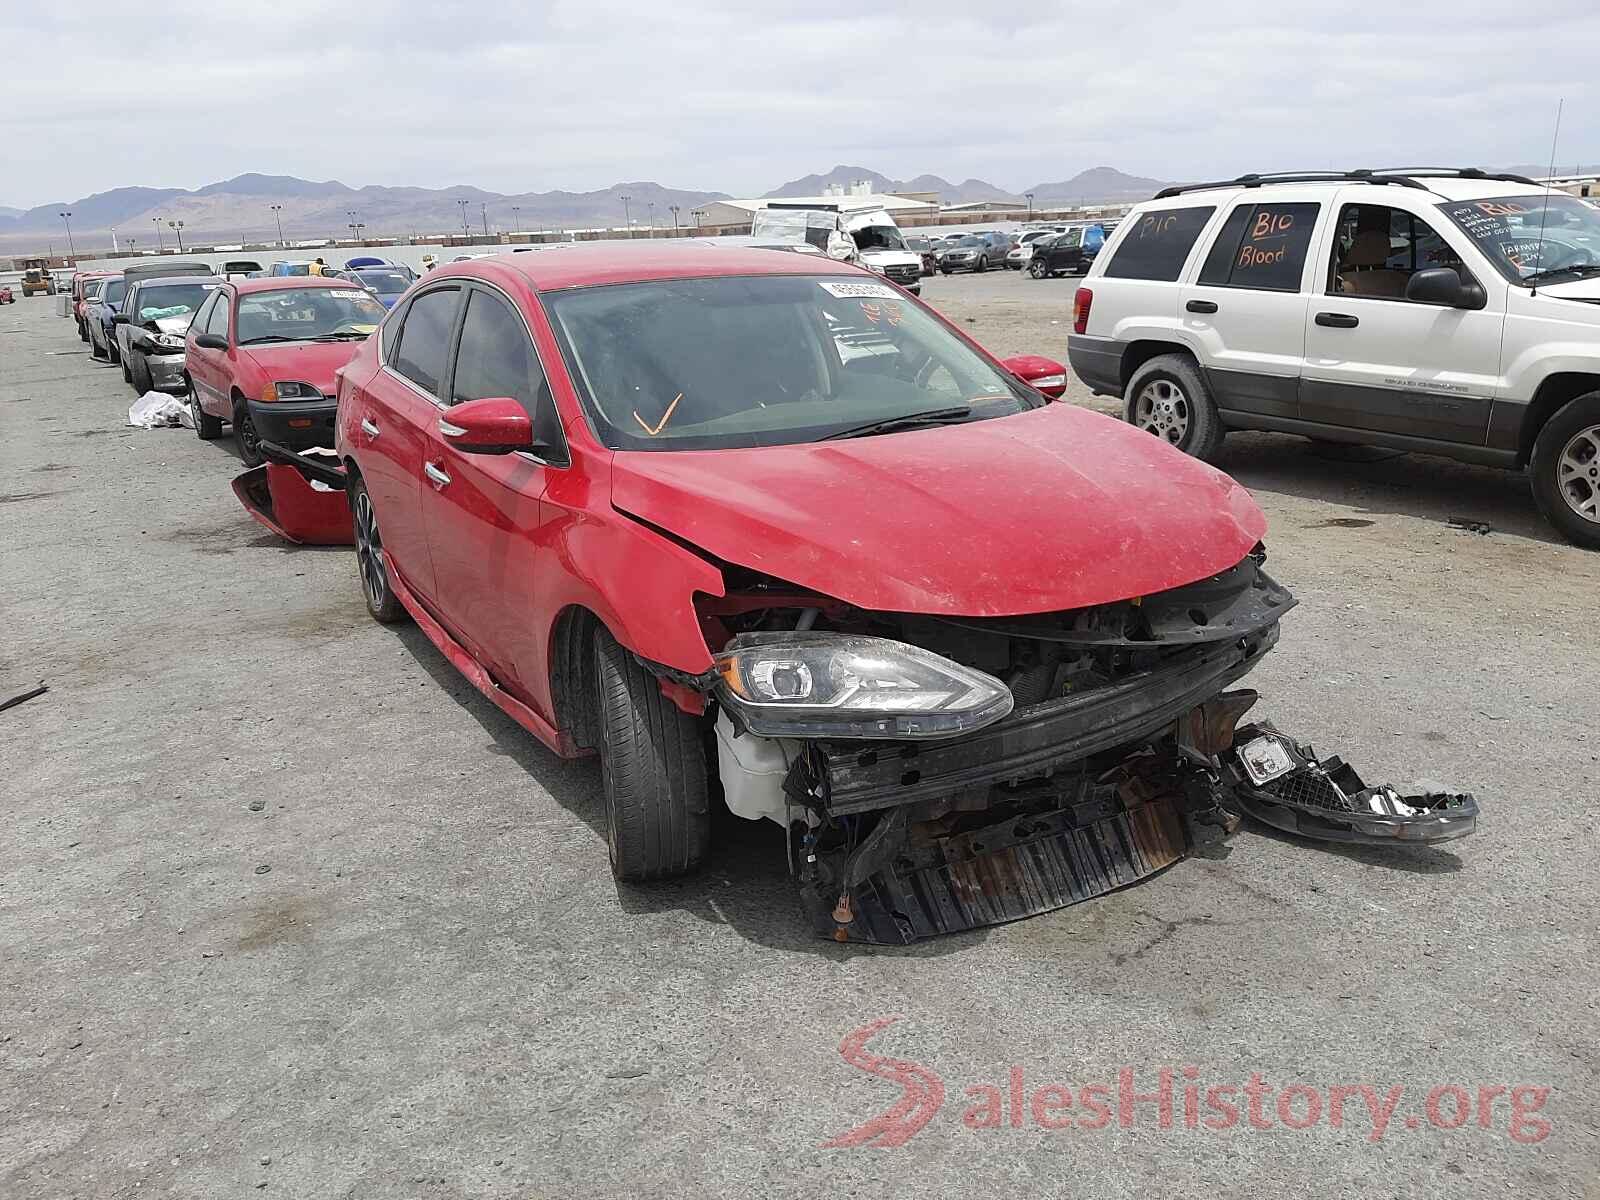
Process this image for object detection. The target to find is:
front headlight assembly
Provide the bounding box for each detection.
[148,331,186,351]
[714,633,1013,740]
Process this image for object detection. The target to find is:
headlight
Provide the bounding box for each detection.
[864,261,886,274]
[1028,374,1066,389]
[714,633,1013,739]
[262,381,324,402]
[148,332,185,350]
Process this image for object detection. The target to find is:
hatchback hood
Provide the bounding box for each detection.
[239,338,371,394]
[609,404,1268,616]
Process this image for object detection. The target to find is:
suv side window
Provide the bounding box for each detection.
[1103,206,1216,281]
[391,287,460,396]
[1328,204,1467,300]
[1198,201,1320,292]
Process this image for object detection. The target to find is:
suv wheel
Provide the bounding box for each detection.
[975,255,988,273]
[1530,392,1600,549]
[351,475,407,623]
[1029,259,1048,279]
[1125,354,1225,462]
[592,628,710,882]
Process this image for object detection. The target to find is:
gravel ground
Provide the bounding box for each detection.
[3,281,1597,1199]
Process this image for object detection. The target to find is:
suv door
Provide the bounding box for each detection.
[418,283,567,696]
[1180,197,1323,420]
[1301,194,1505,444]
[351,285,465,604]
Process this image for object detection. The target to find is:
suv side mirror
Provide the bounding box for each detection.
[193,333,228,351]
[438,396,535,455]
[1406,268,1485,310]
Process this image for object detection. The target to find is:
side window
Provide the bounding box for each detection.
[207,291,231,338]
[1197,201,1320,291]
[1329,204,1466,300]
[451,289,550,418]
[381,297,407,361]
[390,287,460,396]
[1103,206,1216,281]
[192,291,219,332]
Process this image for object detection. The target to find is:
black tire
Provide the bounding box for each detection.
[89,331,105,361]
[1123,353,1225,462]
[188,381,222,440]
[975,255,988,273]
[108,336,120,365]
[77,319,88,343]
[120,352,131,382]
[129,351,153,395]
[233,398,263,467]
[1529,391,1600,550]
[592,629,710,882]
[1029,259,1048,279]
[350,475,407,623]
[940,268,951,276]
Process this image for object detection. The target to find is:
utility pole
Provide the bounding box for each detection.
[669,205,680,235]
[270,204,285,247]
[647,201,656,234]
[110,226,119,254]
[154,217,164,252]
[511,205,521,240]
[58,211,75,259]
[456,198,470,237]
[481,202,489,237]
[620,195,632,238]
[1026,192,1035,220]
[168,219,185,252]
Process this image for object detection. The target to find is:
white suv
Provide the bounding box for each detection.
[1067,169,1600,548]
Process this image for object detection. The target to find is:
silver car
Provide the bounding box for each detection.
[113,275,223,395]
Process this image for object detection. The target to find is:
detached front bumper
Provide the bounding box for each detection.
[247,398,338,451]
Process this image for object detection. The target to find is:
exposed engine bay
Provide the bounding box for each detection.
[694,549,1478,944]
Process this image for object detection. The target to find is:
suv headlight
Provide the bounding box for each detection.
[714,633,1013,739]
[262,381,324,402]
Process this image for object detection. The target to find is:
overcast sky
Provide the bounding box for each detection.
[4,0,1598,209]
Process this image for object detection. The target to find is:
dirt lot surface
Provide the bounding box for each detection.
[3,278,1597,1198]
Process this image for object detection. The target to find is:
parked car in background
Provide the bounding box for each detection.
[218,259,264,280]
[1030,222,1113,278]
[86,277,128,361]
[938,235,1001,273]
[904,235,938,277]
[344,266,415,309]
[1006,229,1065,270]
[1066,168,1600,548]
[0,285,14,304]
[122,260,212,287]
[113,275,223,395]
[73,273,116,339]
[268,261,322,277]
[185,277,387,465]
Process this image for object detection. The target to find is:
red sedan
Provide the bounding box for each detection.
[185,277,388,465]
[334,243,1295,941]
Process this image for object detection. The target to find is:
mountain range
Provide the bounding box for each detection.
[0,166,1169,251]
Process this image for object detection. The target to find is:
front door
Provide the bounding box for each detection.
[1301,198,1506,444]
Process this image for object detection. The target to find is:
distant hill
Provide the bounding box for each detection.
[1025,167,1170,202]
[763,165,1022,205]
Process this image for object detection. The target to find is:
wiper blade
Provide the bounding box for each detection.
[308,332,367,341]
[238,334,301,344]
[1524,263,1600,285]
[823,406,976,441]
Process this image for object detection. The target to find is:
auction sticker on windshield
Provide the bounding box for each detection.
[818,281,902,299]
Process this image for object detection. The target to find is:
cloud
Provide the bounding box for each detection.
[2,0,1596,207]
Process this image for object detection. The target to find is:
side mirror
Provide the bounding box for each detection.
[112,312,130,325]
[194,333,228,351]
[1406,267,1484,310]
[438,396,534,455]
[1002,354,1068,399]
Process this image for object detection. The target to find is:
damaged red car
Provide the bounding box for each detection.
[328,244,1476,943]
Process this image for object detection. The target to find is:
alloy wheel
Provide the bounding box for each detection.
[354,489,389,609]
[1134,378,1191,446]
[1557,423,1600,524]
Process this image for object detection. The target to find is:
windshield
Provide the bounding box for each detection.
[751,209,839,252]
[135,283,219,321]
[235,287,387,344]
[852,225,907,252]
[355,270,411,293]
[954,237,985,248]
[1439,194,1600,282]
[543,275,1036,451]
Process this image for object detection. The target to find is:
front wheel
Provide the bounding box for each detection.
[350,475,408,622]
[233,399,263,466]
[975,255,988,273]
[1029,259,1048,279]
[128,351,152,394]
[1124,354,1225,462]
[592,629,710,882]
[1530,392,1600,549]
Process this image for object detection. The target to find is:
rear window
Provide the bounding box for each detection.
[1198,202,1320,291]
[1104,206,1216,281]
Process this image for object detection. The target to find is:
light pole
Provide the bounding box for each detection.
[127,237,136,254]
[168,219,185,252]
[58,211,75,260]
[1025,192,1035,220]
[669,205,680,236]
[481,202,489,237]
[647,201,656,234]
[109,226,119,254]
[153,217,164,252]
[620,195,631,238]
[456,198,470,236]
[270,204,284,247]
[511,205,521,240]
[692,208,705,228]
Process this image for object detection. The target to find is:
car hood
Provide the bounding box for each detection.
[858,249,923,267]
[239,339,371,393]
[1539,277,1600,303]
[150,315,194,336]
[609,403,1268,616]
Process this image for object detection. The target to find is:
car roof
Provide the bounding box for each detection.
[426,240,866,292]
[1144,172,1556,209]
[233,276,366,295]
[132,274,224,289]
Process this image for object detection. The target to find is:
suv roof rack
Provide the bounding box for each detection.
[1153,167,1540,200]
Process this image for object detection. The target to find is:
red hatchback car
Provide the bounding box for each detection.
[185,277,389,465]
[334,243,1310,942]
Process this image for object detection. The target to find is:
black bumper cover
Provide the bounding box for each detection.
[247,398,338,450]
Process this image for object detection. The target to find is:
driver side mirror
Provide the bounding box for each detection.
[193,333,228,351]
[1002,354,1068,399]
[1405,267,1486,310]
[438,395,536,455]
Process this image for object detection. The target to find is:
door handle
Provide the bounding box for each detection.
[1315,312,1360,328]
[1185,299,1219,314]
[360,417,380,438]
[423,462,451,489]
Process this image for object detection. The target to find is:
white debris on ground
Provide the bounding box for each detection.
[128,391,193,429]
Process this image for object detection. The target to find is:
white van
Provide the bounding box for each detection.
[1067,168,1600,547]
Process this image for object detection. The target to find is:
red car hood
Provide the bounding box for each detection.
[240,340,365,395]
[609,404,1267,616]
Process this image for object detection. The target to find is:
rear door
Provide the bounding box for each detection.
[417,283,566,696]
[1178,195,1323,420]
[1300,192,1505,444]
[350,284,465,603]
